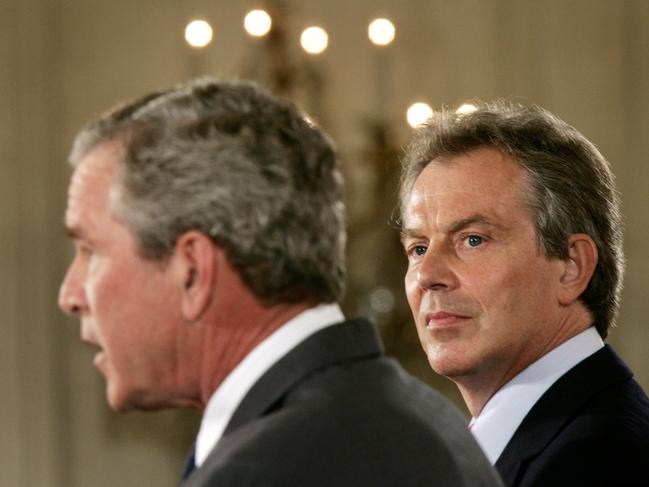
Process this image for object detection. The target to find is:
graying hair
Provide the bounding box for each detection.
[399,100,624,338]
[70,78,345,304]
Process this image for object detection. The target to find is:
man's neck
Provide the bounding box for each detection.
[196,300,313,410]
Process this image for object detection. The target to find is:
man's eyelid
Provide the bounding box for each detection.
[404,239,428,257]
[453,223,493,240]
[456,233,488,250]
[458,230,489,240]
[401,232,425,247]
[66,225,92,247]
[74,238,95,254]
[410,242,428,251]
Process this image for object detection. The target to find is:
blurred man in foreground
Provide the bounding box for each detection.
[59,78,500,486]
[400,101,649,486]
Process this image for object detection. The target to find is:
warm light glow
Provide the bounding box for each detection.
[303,113,316,126]
[456,103,478,114]
[407,102,433,127]
[185,19,213,48]
[244,9,272,37]
[368,18,395,46]
[300,26,329,54]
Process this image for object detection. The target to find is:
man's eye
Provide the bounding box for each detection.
[413,245,427,256]
[465,235,484,247]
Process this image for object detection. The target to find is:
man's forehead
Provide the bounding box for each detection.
[403,150,531,232]
[65,142,119,235]
[69,140,120,193]
[413,149,526,198]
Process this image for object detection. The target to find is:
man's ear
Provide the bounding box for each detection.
[173,230,219,321]
[558,233,598,306]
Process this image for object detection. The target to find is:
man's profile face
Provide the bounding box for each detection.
[402,147,565,388]
[58,141,184,411]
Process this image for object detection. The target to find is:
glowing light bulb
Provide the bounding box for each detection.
[185,19,213,48]
[244,9,272,37]
[300,26,328,55]
[456,103,478,114]
[368,18,395,46]
[407,102,433,127]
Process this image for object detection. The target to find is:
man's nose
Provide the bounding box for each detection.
[416,245,458,291]
[58,262,85,315]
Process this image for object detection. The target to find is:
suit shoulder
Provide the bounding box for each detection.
[573,374,649,436]
[201,356,500,486]
[524,432,649,486]
[519,377,649,486]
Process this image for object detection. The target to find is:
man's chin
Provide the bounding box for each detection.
[105,388,135,412]
[423,333,484,373]
[426,350,477,379]
[105,385,182,413]
[105,383,149,412]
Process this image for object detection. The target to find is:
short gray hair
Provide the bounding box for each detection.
[399,100,624,338]
[70,78,345,305]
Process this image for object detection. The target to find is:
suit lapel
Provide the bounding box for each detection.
[223,317,383,436]
[495,345,632,484]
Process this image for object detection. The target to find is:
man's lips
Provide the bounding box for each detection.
[80,331,106,371]
[93,350,107,373]
[79,322,108,374]
[425,311,471,328]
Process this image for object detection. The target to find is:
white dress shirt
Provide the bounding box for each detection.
[469,327,604,464]
[194,303,345,467]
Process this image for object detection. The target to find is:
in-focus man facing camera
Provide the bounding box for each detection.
[400,102,649,486]
[59,78,501,487]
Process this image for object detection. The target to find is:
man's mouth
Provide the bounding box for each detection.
[425,311,471,328]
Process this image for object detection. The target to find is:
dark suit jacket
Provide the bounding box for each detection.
[496,345,649,486]
[182,318,501,486]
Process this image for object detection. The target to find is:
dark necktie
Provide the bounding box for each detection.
[180,442,196,481]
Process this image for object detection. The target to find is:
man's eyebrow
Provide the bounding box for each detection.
[400,228,422,241]
[63,222,82,240]
[400,215,502,241]
[448,214,501,234]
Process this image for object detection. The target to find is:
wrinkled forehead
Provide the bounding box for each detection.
[402,148,533,226]
[65,141,120,229]
[69,140,120,191]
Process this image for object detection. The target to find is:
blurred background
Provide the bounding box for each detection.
[1,0,648,485]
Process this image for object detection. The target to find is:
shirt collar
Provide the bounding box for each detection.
[195,303,345,466]
[469,326,604,464]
